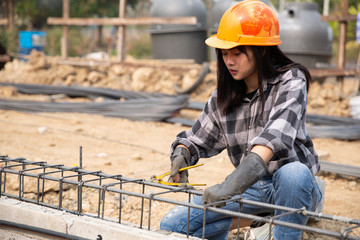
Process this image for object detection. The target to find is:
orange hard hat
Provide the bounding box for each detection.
[206,0,281,49]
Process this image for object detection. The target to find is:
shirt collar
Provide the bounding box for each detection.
[262,75,281,92]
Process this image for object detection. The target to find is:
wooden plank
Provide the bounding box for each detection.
[61,0,69,59]
[7,0,14,30]
[0,19,8,25]
[322,15,357,22]
[0,55,11,62]
[117,0,126,62]
[47,17,197,26]
[337,0,349,85]
[309,68,356,78]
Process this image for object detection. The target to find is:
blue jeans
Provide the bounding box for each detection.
[160,162,322,240]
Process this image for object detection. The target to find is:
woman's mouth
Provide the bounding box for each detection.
[229,69,237,75]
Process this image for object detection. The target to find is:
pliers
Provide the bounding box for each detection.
[151,163,206,187]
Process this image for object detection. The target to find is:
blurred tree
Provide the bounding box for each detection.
[69,0,142,17]
[69,0,118,17]
[15,0,62,29]
[0,0,15,31]
[15,0,141,29]
[319,0,359,41]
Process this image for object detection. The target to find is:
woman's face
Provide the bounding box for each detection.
[221,46,257,83]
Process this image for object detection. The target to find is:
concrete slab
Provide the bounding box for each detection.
[0,197,200,240]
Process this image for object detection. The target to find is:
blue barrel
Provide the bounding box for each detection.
[19,31,47,55]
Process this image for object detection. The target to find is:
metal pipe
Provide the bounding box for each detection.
[0,219,88,240]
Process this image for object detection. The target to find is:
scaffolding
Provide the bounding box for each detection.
[0,155,359,240]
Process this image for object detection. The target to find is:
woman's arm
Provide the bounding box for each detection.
[170,91,226,165]
[251,145,274,163]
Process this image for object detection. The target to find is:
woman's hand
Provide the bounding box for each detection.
[168,146,191,183]
[202,152,269,207]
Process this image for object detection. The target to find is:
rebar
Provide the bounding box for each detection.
[0,83,189,122]
[0,155,359,239]
[0,219,88,240]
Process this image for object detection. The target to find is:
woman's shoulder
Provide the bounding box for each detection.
[200,89,218,112]
[207,89,218,103]
[267,67,306,88]
[280,67,306,81]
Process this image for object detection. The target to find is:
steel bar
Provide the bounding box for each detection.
[0,97,189,122]
[0,219,88,240]
[319,160,360,178]
[1,156,359,224]
[140,183,145,229]
[6,83,360,141]
[119,180,122,223]
[0,83,176,100]
[169,115,360,144]
[0,83,189,122]
[187,193,191,238]
[0,156,359,239]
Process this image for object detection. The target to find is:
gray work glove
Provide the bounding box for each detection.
[202,152,268,208]
[168,146,191,183]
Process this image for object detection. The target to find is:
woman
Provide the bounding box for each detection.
[160,0,322,239]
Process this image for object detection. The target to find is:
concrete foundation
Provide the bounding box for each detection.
[0,197,199,240]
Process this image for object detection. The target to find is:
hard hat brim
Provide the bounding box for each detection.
[205,34,240,49]
[205,34,282,49]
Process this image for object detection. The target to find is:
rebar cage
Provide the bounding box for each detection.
[0,155,359,240]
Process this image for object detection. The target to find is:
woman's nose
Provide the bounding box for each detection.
[226,54,235,65]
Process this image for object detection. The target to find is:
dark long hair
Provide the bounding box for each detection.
[216,45,311,115]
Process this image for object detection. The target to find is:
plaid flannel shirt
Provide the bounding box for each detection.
[171,68,320,175]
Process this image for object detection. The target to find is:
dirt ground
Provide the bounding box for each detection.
[0,53,359,239]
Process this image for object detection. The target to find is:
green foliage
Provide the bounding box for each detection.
[15,0,141,29]
[312,0,359,41]
[0,29,18,53]
[13,0,147,57]
[46,26,98,57]
[44,26,62,56]
[126,27,152,59]
[69,0,118,17]
[15,0,62,29]
[346,41,360,63]
[68,27,89,57]
[128,0,141,9]
[69,0,140,18]
[348,2,360,41]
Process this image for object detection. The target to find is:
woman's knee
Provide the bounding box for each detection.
[160,206,187,232]
[275,162,312,183]
[274,162,315,196]
[160,202,205,234]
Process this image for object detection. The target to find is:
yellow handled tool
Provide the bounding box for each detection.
[152,163,206,187]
